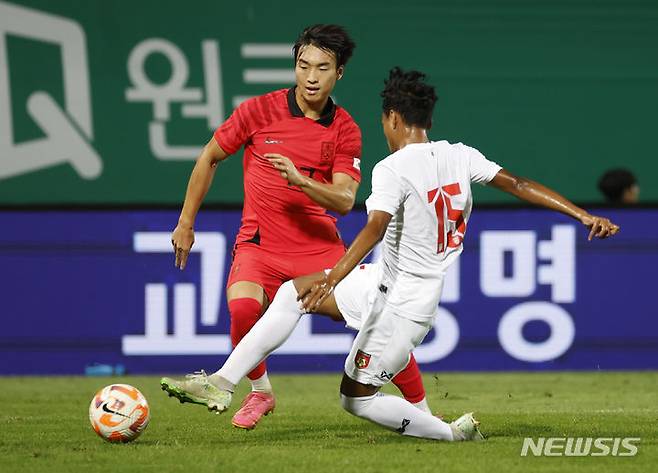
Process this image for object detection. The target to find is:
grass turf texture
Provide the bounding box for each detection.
[1,372,656,473]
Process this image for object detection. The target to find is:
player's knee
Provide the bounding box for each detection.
[340,393,376,418]
[270,280,302,311]
[228,298,263,344]
[228,298,263,322]
[278,280,298,301]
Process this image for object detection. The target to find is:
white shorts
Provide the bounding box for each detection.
[344,300,431,387]
[332,263,432,387]
[331,263,381,331]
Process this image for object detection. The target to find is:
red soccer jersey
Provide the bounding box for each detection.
[214,87,362,254]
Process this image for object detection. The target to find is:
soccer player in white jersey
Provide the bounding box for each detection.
[163,67,619,441]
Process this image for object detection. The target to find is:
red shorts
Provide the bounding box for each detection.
[227,243,346,303]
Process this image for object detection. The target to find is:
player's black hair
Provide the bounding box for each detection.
[293,24,355,69]
[381,67,438,128]
[598,168,637,202]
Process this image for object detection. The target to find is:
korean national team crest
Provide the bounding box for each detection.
[321,141,335,162]
[354,350,371,369]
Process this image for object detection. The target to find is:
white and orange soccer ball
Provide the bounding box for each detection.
[89,384,150,443]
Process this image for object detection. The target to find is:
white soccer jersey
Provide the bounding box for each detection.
[365,141,501,322]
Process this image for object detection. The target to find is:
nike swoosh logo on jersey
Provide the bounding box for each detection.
[264,137,283,144]
[102,402,129,418]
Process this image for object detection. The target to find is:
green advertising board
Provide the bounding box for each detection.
[1,0,656,204]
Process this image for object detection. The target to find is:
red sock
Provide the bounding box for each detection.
[228,298,266,380]
[392,354,426,403]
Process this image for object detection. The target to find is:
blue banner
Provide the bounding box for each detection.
[0,208,655,375]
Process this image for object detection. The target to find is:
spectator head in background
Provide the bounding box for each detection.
[598,168,639,204]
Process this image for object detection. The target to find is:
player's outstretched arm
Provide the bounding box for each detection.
[266,153,358,215]
[489,169,620,240]
[172,138,229,269]
[300,210,392,311]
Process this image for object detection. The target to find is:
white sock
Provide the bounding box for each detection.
[213,281,304,386]
[250,372,273,393]
[412,397,431,414]
[341,393,454,441]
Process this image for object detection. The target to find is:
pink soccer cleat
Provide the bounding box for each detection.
[231,392,276,430]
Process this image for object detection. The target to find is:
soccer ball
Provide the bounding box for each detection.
[89,384,150,443]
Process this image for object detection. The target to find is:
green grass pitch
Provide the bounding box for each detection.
[1,372,656,472]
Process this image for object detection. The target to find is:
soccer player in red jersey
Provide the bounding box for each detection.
[163,25,429,429]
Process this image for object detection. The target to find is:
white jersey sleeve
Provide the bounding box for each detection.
[464,145,502,185]
[365,162,407,216]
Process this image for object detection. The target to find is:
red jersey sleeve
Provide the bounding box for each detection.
[332,118,362,182]
[213,96,264,155]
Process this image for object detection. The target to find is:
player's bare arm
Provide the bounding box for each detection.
[300,210,391,311]
[489,169,620,241]
[172,138,229,270]
[266,152,358,215]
